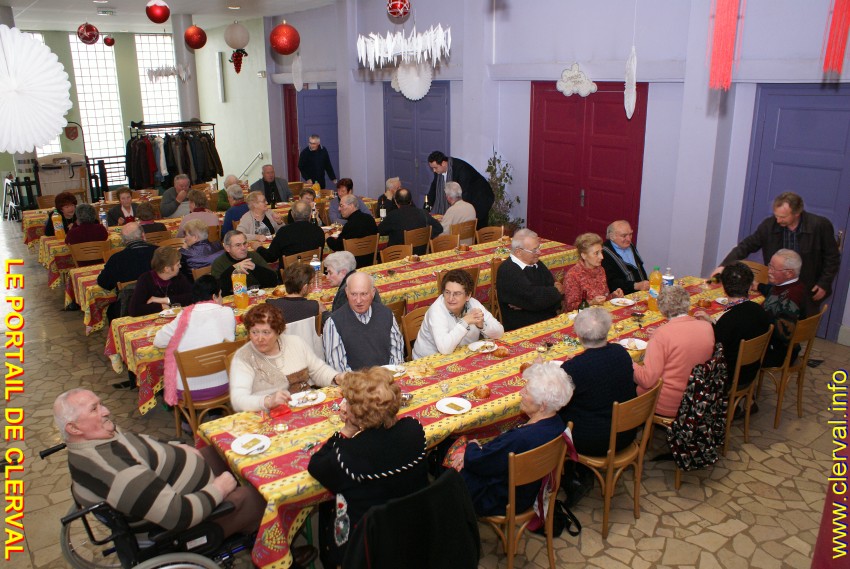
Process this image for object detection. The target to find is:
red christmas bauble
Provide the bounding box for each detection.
[104,36,115,47]
[387,0,411,18]
[184,25,207,50]
[269,22,300,56]
[146,0,170,25]
[77,23,100,45]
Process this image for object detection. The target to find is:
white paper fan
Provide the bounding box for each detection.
[390,67,401,92]
[396,62,432,101]
[292,53,303,92]
[0,25,72,153]
[624,46,637,119]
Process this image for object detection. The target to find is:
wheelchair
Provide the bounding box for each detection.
[37,444,255,569]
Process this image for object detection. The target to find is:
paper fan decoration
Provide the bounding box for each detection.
[396,61,432,101]
[624,46,637,119]
[391,68,401,92]
[0,25,72,154]
[292,53,303,92]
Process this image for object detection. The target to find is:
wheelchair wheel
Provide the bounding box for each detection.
[134,553,221,569]
[60,506,123,569]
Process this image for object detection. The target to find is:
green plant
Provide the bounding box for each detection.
[486,150,524,228]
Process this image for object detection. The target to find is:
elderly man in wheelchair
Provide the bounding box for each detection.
[51,388,318,568]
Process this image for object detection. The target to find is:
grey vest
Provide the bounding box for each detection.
[330,301,393,370]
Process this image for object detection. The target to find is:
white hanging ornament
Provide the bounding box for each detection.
[624,46,637,119]
[292,53,303,92]
[396,61,432,101]
[390,67,401,92]
[224,22,250,50]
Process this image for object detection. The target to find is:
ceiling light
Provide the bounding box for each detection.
[92,0,108,3]
[228,6,241,10]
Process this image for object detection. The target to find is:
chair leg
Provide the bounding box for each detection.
[674,467,682,490]
[774,373,789,429]
[743,388,755,444]
[506,520,516,569]
[796,370,805,418]
[546,511,556,569]
[602,468,615,539]
[173,407,181,437]
[632,463,641,520]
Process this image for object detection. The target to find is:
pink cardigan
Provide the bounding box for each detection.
[633,315,714,417]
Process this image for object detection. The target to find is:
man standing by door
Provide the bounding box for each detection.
[427,151,494,229]
[298,134,337,189]
[714,192,840,306]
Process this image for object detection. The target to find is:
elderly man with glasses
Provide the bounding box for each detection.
[759,249,809,367]
[211,230,279,295]
[496,228,564,331]
[601,220,649,294]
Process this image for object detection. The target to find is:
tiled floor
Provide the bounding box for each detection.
[4,219,841,568]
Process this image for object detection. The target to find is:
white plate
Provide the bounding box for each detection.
[247,288,267,297]
[610,298,636,307]
[265,235,274,241]
[231,434,271,456]
[619,338,648,351]
[714,297,729,305]
[158,308,178,318]
[289,391,326,408]
[566,311,578,321]
[551,360,565,365]
[468,341,497,353]
[382,364,406,378]
[436,397,472,415]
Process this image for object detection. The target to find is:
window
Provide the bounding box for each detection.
[69,34,125,164]
[135,34,181,124]
[27,32,63,157]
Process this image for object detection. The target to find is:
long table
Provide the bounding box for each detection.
[198,275,748,569]
[103,239,577,415]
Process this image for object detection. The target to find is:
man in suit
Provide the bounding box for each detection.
[326,195,379,268]
[427,151,494,229]
[601,220,649,295]
[496,228,563,331]
[250,164,291,207]
[378,188,443,255]
[298,134,337,189]
[257,201,326,266]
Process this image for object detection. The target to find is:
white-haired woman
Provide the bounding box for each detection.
[633,285,714,417]
[237,190,283,244]
[454,362,574,516]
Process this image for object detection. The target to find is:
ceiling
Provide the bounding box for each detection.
[3,0,334,34]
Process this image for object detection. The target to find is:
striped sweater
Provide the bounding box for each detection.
[66,431,225,531]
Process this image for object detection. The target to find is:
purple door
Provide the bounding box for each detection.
[742,84,850,340]
[296,89,339,186]
[383,82,450,205]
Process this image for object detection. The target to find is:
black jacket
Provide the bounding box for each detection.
[496,258,562,331]
[256,221,326,265]
[378,205,443,255]
[601,239,648,295]
[327,210,378,268]
[427,157,494,229]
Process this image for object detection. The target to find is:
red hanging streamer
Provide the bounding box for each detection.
[824,0,850,74]
[709,0,740,91]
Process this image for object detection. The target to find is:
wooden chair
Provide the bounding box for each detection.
[577,379,662,538]
[380,244,412,264]
[231,220,240,230]
[489,256,505,321]
[385,299,406,328]
[117,280,136,291]
[476,225,504,245]
[283,247,322,269]
[207,225,221,243]
[144,230,171,245]
[401,306,429,361]
[173,339,246,437]
[102,246,124,263]
[158,238,185,251]
[69,241,109,268]
[435,267,480,297]
[740,260,769,285]
[36,195,56,209]
[450,219,477,244]
[429,233,459,253]
[723,325,773,455]
[757,305,827,428]
[649,413,680,489]
[288,181,304,197]
[318,189,335,200]
[191,266,212,280]
[404,226,432,255]
[343,234,379,266]
[479,435,567,569]
[316,201,330,225]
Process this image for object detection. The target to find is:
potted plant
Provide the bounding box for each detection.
[486,150,524,235]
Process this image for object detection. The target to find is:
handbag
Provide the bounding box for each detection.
[531,499,581,538]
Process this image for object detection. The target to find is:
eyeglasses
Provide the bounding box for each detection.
[519,247,541,255]
[249,328,276,337]
[767,263,788,272]
[230,241,248,248]
[442,290,467,299]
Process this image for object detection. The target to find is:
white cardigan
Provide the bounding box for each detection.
[412,296,504,359]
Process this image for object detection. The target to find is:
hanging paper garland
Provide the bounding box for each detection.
[292,53,304,91]
[104,36,115,47]
[184,25,207,50]
[77,22,99,45]
[824,0,850,74]
[708,0,743,91]
[145,0,170,25]
[387,0,411,18]
[624,46,637,119]
[270,21,300,55]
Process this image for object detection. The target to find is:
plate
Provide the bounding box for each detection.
[265,235,274,242]
[714,297,729,306]
[436,397,472,415]
[619,338,648,351]
[247,288,267,297]
[610,298,636,307]
[468,341,497,353]
[289,391,326,408]
[551,360,565,365]
[382,364,406,378]
[566,311,578,321]
[158,308,179,318]
[231,434,271,456]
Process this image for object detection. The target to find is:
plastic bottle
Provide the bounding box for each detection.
[648,266,662,311]
[662,267,675,288]
[51,210,65,240]
[99,210,108,230]
[232,272,249,310]
[423,195,431,212]
[309,255,321,290]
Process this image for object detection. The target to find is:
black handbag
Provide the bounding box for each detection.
[532,499,581,538]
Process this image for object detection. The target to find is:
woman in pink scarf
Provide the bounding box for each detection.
[154,275,236,406]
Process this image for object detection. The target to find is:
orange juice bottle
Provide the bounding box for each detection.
[647,266,662,312]
[232,272,249,310]
[51,210,65,240]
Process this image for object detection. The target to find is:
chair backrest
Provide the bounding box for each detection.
[610,379,663,448]
[191,265,212,280]
[144,230,171,245]
[490,256,505,321]
[509,435,567,487]
[207,225,221,243]
[116,280,137,318]
[283,247,322,268]
[380,244,413,264]
[102,246,124,263]
[385,299,406,327]
[786,304,827,367]
[316,201,330,225]
[174,340,247,404]
[450,219,477,243]
[740,260,769,285]
[318,189,335,200]
[401,306,429,360]
[37,195,56,209]
[729,325,773,393]
[435,267,480,296]
[288,181,304,197]
[430,233,459,253]
[343,234,379,266]
[69,241,109,267]
[476,226,504,245]
[404,226,432,253]
[231,220,240,230]
[158,238,185,251]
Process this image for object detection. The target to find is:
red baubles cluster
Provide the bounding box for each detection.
[146,0,170,24]
[270,21,300,56]
[77,23,100,45]
[184,25,207,50]
[387,0,411,18]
